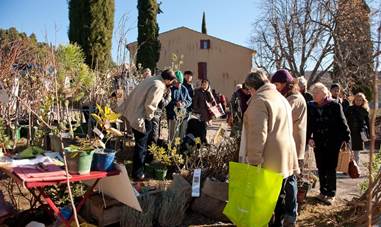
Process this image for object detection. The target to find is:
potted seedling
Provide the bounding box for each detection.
[64,141,95,175]
[148,142,184,180]
[90,104,122,171]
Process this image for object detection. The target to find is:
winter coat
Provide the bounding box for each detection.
[154,89,172,119]
[287,92,307,160]
[117,75,166,133]
[307,99,351,169]
[183,81,194,112]
[241,83,299,178]
[345,105,370,150]
[192,88,214,121]
[302,91,313,103]
[333,97,350,113]
[230,88,251,120]
[166,85,192,120]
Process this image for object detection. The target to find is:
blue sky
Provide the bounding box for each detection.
[0,0,261,63]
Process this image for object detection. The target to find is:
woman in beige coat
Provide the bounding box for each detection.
[241,69,299,227]
[271,69,307,171]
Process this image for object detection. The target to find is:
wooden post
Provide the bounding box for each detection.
[368,19,381,227]
[28,108,31,146]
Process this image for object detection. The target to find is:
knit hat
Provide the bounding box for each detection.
[175,70,184,84]
[271,69,294,84]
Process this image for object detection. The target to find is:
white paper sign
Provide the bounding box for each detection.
[192,168,202,197]
[93,127,104,140]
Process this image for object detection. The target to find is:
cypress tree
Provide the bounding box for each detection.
[68,0,90,66]
[136,0,161,72]
[68,0,114,71]
[202,12,207,34]
[88,0,114,71]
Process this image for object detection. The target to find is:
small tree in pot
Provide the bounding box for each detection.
[90,104,123,171]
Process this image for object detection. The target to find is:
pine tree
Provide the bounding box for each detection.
[68,0,114,71]
[136,0,161,72]
[202,12,207,34]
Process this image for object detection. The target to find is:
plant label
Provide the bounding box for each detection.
[192,168,202,197]
[93,127,104,140]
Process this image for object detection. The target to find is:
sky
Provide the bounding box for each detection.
[0,0,262,64]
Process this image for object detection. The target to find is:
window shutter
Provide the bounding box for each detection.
[198,62,207,80]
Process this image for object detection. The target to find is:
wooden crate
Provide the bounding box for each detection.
[81,193,124,227]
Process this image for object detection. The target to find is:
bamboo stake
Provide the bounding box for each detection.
[50,47,79,227]
[61,136,80,227]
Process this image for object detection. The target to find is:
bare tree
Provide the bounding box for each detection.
[251,0,335,86]
[333,0,374,97]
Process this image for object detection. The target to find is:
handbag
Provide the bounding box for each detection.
[360,128,369,142]
[348,152,360,178]
[223,162,283,227]
[337,143,351,173]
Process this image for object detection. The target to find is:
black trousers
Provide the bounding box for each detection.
[314,149,338,197]
[317,167,336,197]
[132,120,153,179]
[148,116,160,145]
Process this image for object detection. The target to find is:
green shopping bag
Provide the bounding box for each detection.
[223,162,283,227]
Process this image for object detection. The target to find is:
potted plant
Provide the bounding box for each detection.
[148,142,184,180]
[64,142,95,175]
[90,104,122,171]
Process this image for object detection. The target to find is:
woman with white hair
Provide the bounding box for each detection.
[298,76,313,102]
[307,82,351,205]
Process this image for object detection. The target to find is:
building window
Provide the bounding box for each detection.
[200,40,210,49]
[198,62,207,80]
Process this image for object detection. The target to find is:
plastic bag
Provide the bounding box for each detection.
[223,162,283,227]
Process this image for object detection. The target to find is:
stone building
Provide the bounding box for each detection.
[127,26,255,97]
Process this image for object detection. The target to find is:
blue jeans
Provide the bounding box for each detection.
[132,120,153,179]
[270,174,298,226]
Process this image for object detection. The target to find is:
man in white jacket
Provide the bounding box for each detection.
[118,69,176,180]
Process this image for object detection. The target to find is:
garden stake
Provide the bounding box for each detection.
[28,108,31,146]
[61,135,80,227]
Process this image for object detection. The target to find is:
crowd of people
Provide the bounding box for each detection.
[117,66,370,226]
[231,69,369,226]
[117,68,225,180]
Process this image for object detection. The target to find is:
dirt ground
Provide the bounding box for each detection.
[183,119,375,227]
[131,118,375,226]
[0,119,378,227]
